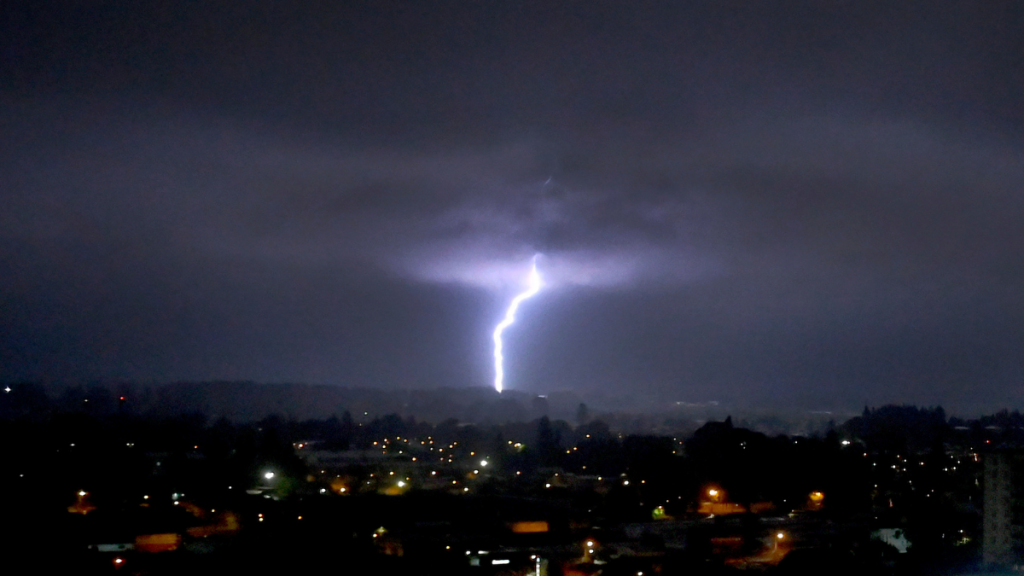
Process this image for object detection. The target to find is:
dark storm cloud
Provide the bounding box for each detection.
[1,1,1023,411]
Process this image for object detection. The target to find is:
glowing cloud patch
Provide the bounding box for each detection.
[492,256,543,393]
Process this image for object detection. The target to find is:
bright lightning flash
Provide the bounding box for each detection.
[493,257,543,393]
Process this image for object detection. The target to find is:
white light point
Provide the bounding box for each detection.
[492,256,543,393]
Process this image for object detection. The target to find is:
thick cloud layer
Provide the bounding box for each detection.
[2,2,1022,412]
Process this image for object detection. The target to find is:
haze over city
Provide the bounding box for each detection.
[3,1,1023,414]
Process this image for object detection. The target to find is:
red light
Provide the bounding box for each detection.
[120,396,125,400]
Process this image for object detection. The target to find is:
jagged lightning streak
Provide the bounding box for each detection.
[493,256,543,393]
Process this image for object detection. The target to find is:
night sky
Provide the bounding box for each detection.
[2,2,1023,413]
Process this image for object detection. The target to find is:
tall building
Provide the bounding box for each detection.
[983,451,1024,568]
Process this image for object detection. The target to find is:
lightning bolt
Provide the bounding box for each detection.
[493,256,543,393]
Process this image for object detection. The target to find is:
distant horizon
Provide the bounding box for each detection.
[4,378,1018,420]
